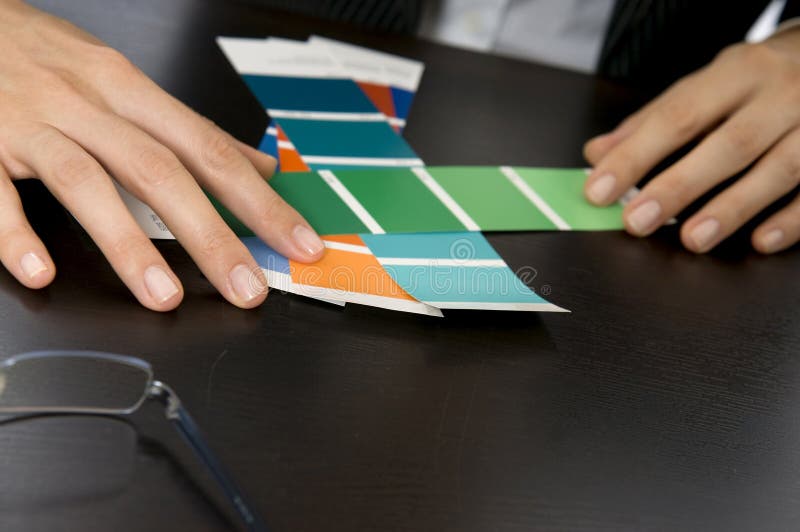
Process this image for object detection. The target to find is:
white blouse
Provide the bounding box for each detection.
[419,0,786,73]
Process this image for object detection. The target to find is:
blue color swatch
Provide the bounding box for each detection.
[242,75,378,113]
[241,237,289,275]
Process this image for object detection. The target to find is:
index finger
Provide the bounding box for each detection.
[584,60,754,206]
[93,59,324,262]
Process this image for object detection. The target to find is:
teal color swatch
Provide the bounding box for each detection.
[277,119,420,160]
[243,75,379,113]
[360,232,499,259]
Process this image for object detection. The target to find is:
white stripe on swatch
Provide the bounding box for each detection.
[267,109,386,122]
[500,166,571,230]
[377,258,507,267]
[301,155,424,167]
[322,240,372,254]
[318,170,385,234]
[411,167,481,231]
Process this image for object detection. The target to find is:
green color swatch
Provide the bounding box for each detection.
[426,167,558,231]
[333,168,466,233]
[269,172,369,235]
[513,167,624,230]
[210,167,626,238]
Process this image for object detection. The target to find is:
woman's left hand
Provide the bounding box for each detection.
[583,27,800,254]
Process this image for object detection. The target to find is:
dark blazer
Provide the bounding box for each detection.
[235,0,800,89]
[598,0,800,89]
[233,0,424,34]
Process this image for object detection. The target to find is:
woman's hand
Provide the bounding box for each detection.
[584,27,800,254]
[0,0,324,311]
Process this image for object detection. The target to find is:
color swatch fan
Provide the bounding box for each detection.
[217,36,423,171]
[118,36,635,315]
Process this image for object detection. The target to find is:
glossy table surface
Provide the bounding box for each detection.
[2,1,799,530]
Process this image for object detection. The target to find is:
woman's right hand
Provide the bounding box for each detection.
[0,0,325,311]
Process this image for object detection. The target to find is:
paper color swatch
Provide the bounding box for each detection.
[360,232,567,312]
[242,235,442,316]
[113,36,617,315]
[266,166,627,235]
[241,231,564,314]
[307,36,424,131]
[218,36,423,170]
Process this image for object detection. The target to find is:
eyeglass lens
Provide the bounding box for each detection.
[0,355,151,413]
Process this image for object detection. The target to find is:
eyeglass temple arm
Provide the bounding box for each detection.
[148,381,269,532]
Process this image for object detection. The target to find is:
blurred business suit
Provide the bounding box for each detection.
[597,0,800,88]
[234,0,800,89]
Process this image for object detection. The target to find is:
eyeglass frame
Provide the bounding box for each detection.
[0,350,268,532]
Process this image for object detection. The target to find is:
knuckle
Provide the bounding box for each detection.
[33,69,71,94]
[723,123,760,158]
[0,180,23,208]
[200,129,242,174]
[776,150,800,186]
[674,179,702,206]
[656,99,699,140]
[196,227,239,261]
[51,152,100,190]
[91,45,139,79]
[108,232,152,263]
[0,223,30,249]
[718,194,751,227]
[779,70,800,105]
[29,72,84,112]
[733,201,754,225]
[656,172,694,208]
[715,42,743,62]
[739,43,767,64]
[604,143,646,181]
[778,60,800,82]
[723,42,772,69]
[261,191,287,221]
[130,146,186,190]
[25,125,55,148]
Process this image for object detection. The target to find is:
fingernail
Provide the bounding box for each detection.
[689,218,720,252]
[586,173,616,204]
[20,252,47,279]
[229,263,262,302]
[627,200,662,235]
[292,225,324,257]
[144,265,179,303]
[760,228,784,253]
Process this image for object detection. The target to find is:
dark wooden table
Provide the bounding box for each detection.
[1,1,798,530]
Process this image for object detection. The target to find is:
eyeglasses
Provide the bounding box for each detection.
[0,350,268,532]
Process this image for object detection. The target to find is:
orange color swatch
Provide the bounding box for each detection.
[277,125,310,172]
[357,81,397,120]
[290,237,415,302]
